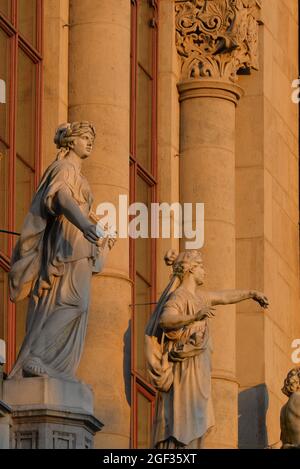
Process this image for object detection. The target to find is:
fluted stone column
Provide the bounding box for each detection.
[68,1,131,448]
[175,0,259,448]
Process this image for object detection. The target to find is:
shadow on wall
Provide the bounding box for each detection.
[238,384,269,449]
[123,320,131,406]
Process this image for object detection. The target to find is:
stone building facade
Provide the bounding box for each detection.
[0,0,299,449]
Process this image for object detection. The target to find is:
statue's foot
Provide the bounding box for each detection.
[23,357,48,378]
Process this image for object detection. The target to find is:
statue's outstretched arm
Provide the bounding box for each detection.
[207,290,269,309]
[55,188,99,245]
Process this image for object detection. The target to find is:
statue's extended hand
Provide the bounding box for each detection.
[252,291,269,309]
[108,236,117,250]
[83,224,100,245]
[196,306,215,320]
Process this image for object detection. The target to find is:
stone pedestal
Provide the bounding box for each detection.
[3,378,103,449]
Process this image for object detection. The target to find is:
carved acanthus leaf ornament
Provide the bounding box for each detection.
[175,0,259,82]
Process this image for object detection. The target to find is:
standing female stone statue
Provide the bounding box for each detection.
[146,249,269,449]
[9,121,115,381]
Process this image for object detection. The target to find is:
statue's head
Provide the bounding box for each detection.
[54,121,96,160]
[164,249,205,286]
[282,367,300,397]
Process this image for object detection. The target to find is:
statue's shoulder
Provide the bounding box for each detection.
[196,290,212,306]
[50,158,76,174]
[170,286,211,303]
[163,288,188,314]
[42,159,77,184]
[168,286,189,304]
[35,160,79,199]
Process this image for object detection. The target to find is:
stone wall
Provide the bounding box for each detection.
[38,0,299,449]
[156,0,180,296]
[42,0,69,169]
[236,0,299,448]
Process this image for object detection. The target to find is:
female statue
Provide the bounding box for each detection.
[9,121,115,381]
[280,367,300,449]
[145,249,269,449]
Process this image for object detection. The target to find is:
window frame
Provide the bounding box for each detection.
[0,0,43,372]
[134,378,156,449]
[130,0,158,449]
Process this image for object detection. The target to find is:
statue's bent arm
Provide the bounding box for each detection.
[55,188,99,244]
[159,305,205,330]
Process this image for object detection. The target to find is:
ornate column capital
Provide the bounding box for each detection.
[175,0,259,83]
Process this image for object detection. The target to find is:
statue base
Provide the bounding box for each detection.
[3,377,103,449]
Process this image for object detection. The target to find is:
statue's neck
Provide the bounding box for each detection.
[66,150,83,171]
[180,276,197,297]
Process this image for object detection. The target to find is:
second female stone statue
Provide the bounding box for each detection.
[146,249,269,449]
[8,121,115,381]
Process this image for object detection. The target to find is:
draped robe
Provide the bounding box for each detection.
[9,158,102,380]
[149,286,215,448]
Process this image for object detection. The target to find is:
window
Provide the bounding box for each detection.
[0,0,43,372]
[130,0,158,448]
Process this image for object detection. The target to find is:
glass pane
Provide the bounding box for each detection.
[16,298,28,356]
[16,49,36,168]
[0,0,10,19]
[0,28,10,142]
[15,157,34,232]
[0,144,9,253]
[137,390,152,449]
[136,176,151,283]
[18,0,37,47]
[134,275,151,377]
[0,266,8,342]
[138,0,154,75]
[136,66,152,172]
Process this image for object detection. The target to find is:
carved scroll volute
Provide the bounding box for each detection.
[175,0,259,83]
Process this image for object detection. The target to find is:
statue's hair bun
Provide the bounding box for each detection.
[54,123,72,148]
[164,249,178,266]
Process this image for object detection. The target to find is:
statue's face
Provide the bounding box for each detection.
[71,131,94,158]
[192,261,205,286]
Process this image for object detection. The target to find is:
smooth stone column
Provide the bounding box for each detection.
[68,0,131,448]
[178,79,243,448]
